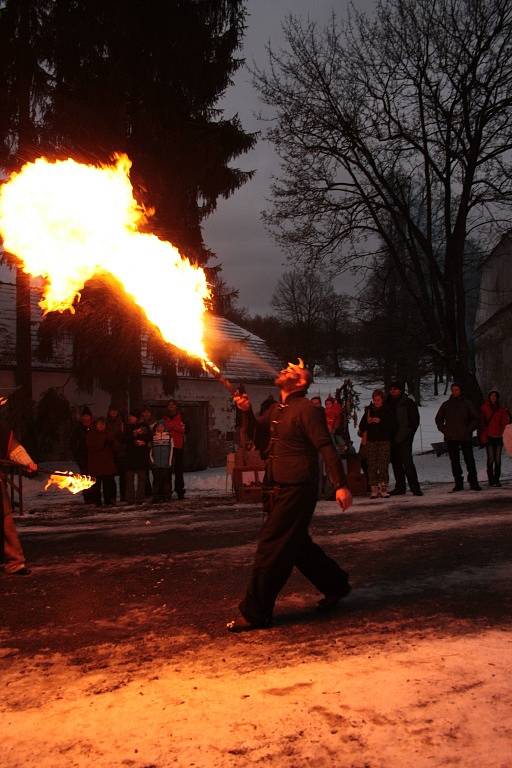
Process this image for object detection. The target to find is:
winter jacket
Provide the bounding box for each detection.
[359,403,395,443]
[151,430,173,468]
[86,430,117,476]
[387,393,420,443]
[480,402,510,444]
[124,423,151,470]
[435,396,479,442]
[105,414,125,459]
[249,390,348,488]
[325,400,342,433]
[163,413,185,450]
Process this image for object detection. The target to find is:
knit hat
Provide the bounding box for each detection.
[389,380,404,391]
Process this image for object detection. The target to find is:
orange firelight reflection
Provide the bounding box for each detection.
[0,155,218,370]
[45,471,96,495]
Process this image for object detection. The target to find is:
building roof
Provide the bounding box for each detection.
[203,315,281,383]
[0,280,281,383]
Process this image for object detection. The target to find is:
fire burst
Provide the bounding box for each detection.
[45,471,96,495]
[0,155,215,367]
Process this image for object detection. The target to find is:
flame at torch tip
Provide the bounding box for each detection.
[45,471,96,495]
[0,154,216,368]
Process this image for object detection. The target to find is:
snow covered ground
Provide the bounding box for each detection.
[19,376,511,512]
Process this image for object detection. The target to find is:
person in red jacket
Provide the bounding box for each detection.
[480,390,510,487]
[324,396,342,435]
[86,417,117,506]
[163,399,186,499]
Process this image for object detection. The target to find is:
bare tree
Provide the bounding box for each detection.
[271,268,350,370]
[355,251,433,401]
[254,0,512,394]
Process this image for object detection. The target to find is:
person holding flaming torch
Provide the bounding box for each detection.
[0,419,37,575]
[227,359,353,632]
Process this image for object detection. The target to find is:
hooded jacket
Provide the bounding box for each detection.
[163,413,185,450]
[480,394,510,443]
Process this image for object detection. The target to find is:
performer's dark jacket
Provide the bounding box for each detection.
[247,390,348,489]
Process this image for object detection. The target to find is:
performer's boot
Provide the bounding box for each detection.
[379,482,390,498]
[370,485,379,499]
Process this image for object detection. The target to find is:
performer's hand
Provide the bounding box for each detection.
[336,487,352,511]
[233,393,251,411]
[27,462,38,473]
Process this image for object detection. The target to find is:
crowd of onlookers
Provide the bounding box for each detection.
[71,400,186,507]
[68,382,511,508]
[312,382,510,498]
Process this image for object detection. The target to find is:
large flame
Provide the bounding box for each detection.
[0,155,215,366]
[45,471,96,495]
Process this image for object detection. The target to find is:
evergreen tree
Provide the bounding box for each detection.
[0,0,255,406]
[0,0,52,433]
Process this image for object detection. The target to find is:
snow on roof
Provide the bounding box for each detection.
[203,315,281,383]
[0,281,281,382]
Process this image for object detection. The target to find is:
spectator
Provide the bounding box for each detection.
[106,404,125,502]
[141,406,155,430]
[324,396,342,435]
[480,390,510,487]
[141,406,155,497]
[124,411,151,504]
[435,383,481,491]
[86,417,117,506]
[387,381,422,496]
[70,406,95,503]
[359,389,395,498]
[151,421,173,502]
[310,396,322,408]
[163,399,186,500]
[1,418,37,575]
[357,423,369,487]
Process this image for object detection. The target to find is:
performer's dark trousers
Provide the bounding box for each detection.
[447,440,478,487]
[170,448,185,498]
[486,437,503,484]
[391,438,420,492]
[239,483,350,626]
